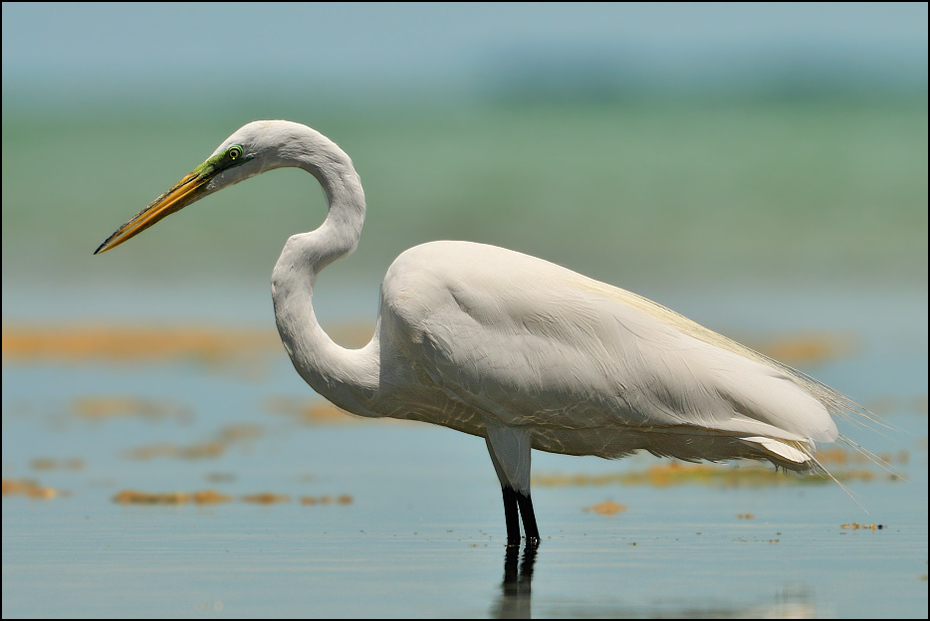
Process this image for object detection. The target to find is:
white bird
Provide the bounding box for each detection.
[96,120,872,547]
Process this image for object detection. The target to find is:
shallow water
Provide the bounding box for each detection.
[2,284,927,618]
[4,103,928,292]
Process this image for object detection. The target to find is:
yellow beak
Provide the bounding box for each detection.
[94,170,211,255]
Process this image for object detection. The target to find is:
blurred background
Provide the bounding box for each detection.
[2,4,927,616]
[2,2,927,321]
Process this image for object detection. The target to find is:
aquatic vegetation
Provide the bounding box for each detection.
[840,522,886,530]
[533,456,899,489]
[30,458,84,471]
[112,490,232,505]
[241,493,291,505]
[2,478,61,499]
[72,396,190,422]
[583,501,628,515]
[300,495,353,505]
[1,325,280,366]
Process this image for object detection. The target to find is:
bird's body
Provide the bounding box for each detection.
[96,120,867,547]
[319,240,836,462]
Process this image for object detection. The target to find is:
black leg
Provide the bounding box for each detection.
[515,491,540,547]
[502,486,521,547]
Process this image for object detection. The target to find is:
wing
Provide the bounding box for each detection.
[380,241,838,463]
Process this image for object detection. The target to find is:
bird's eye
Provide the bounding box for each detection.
[228,146,243,160]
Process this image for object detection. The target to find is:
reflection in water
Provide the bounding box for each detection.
[491,546,818,619]
[492,545,537,619]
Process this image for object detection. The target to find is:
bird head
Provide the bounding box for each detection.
[93,120,301,255]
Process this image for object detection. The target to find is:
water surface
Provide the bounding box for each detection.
[3,285,926,618]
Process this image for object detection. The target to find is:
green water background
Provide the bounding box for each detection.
[3,100,927,305]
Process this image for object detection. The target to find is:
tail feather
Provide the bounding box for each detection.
[739,436,814,467]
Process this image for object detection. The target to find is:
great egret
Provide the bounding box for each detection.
[96,120,871,547]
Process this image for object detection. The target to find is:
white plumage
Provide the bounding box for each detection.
[96,120,870,547]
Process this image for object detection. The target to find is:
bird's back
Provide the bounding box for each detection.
[377,240,840,469]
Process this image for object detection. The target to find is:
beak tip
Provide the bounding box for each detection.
[94,239,111,255]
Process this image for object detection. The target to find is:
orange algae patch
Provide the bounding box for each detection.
[535,462,788,487]
[2,324,281,364]
[636,462,730,487]
[112,489,232,505]
[265,397,413,426]
[300,495,331,505]
[300,495,353,505]
[2,478,61,499]
[193,490,232,504]
[113,490,188,504]
[534,457,891,489]
[30,458,84,471]
[72,396,189,422]
[215,424,262,442]
[126,441,225,460]
[266,398,358,425]
[111,491,350,505]
[241,493,290,504]
[751,332,856,366]
[125,424,262,461]
[737,513,756,519]
[325,322,375,348]
[584,501,628,516]
[817,447,908,467]
[300,402,356,425]
[841,522,886,530]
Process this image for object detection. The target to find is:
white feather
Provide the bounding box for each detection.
[99,120,878,545]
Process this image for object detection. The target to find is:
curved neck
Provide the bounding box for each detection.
[270,133,380,416]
